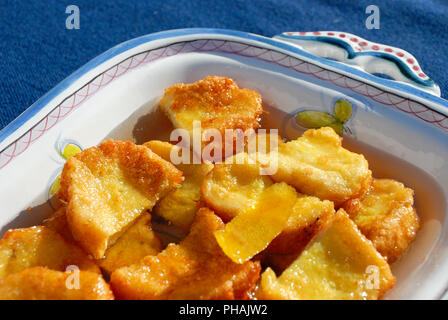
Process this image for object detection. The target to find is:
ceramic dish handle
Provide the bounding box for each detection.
[274,31,440,96]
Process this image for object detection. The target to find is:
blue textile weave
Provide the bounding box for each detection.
[1,0,447,129]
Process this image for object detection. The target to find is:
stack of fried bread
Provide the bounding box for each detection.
[0,76,419,300]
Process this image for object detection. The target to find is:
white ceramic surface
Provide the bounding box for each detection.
[275,31,440,96]
[0,29,447,300]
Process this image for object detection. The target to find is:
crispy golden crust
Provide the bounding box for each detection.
[258,209,395,300]
[201,152,334,255]
[201,152,273,222]
[44,207,162,276]
[110,208,261,300]
[43,206,75,243]
[266,195,335,254]
[0,267,114,300]
[257,127,372,205]
[59,139,183,259]
[0,226,99,280]
[98,213,162,275]
[343,178,420,263]
[144,140,214,230]
[160,76,263,139]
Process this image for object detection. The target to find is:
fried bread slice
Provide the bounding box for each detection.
[266,194,334,254]
[0,267,113,300]
[98,212,162,275]
[45,208,163,276]
[0,226,99,280]
[110,208,261,300]
[343,178,419,262]
[159,76,263,147]
[201,152,273,222]
[59,139,183,259]
[256,127,372,205]
[43,206,75,243]
[144,140,213,230]
[202,152,334,254]
[257,209,395,300]
[215,182,298,263]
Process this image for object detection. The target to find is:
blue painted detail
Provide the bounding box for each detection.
[372,73,395,80]
[0,28,447,146]
[275,34,434,87]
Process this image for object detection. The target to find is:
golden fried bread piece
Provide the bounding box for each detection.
[0,267,113,300]
[215,182,298,263]
[45,208,162,275]
[110,208,261,300]
[201,152,273,222]
[43,206,75,243]
[258,209,395,300]
[98,212,162,275]
[202,152,333,254]
[343,178,419,262]
[266,194,334,254]
[0,226,99,280]
[59,139,183,259]
[257,127,372,205]
[160,76,263,142]
[144,140,213,230]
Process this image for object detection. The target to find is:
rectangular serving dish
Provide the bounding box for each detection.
[0,28,447,300]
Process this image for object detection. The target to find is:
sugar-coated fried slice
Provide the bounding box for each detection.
[258,209,395,300]
[201,152,273,222]
[43,206,75,243]
[266,195,334,254]
[0,226,99,280]
[202,152,334,254]
[110,208,261,300]
[215,182,298,263]
[98,212,162,275]
[59,139,183,259]
[343,178,419,262]
[0,267,113,300]
[144,140,213,230]
[257,127,372,205]
[160,76,263,141]
[202,152,334,255]
[45,208,162,275]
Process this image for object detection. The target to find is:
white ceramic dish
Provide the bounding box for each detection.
[0,29,447,300]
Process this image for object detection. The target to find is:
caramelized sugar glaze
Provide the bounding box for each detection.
[137,100,445,259]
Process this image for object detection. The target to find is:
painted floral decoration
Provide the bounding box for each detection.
[49,141,82,196]
[296,99,352,135]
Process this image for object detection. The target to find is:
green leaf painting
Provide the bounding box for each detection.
[334,99,352,123]
[296,99,352,136]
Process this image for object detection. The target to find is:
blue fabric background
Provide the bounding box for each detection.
[1,0,447,130]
